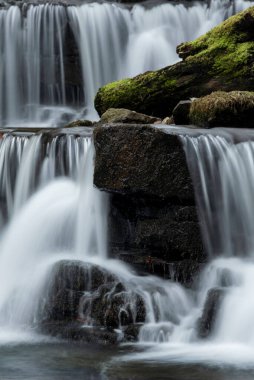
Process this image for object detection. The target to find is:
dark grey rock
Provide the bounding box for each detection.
[173,100,192,125]
[197,287,225,338]
[94,124,194,201]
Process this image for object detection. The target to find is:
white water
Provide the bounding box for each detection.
[0,129,254,369]
[0,0,252,126]
[0,0,253,365]
[123,135,254,366]
[0,133,109,341]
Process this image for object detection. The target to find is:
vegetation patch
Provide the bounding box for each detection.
[189,91,254,128]
[95,7,254,118]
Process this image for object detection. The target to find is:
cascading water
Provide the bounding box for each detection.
[1,0,254,370]
[121,133,254,366]
[1,128,254,369]
[0,131,109,339]
[0,0,252,126]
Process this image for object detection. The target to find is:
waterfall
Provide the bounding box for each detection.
[182,135,254,347]
[124,134,254,364]
[0,128,254,363]
[0,132,108,336]
[0,0,252,126]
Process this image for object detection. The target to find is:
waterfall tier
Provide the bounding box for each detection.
[0,0,251,127]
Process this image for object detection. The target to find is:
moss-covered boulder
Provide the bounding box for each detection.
[95,7,254,118]
[189,91,254,128]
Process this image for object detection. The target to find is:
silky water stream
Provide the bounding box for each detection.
[0,131,253,379]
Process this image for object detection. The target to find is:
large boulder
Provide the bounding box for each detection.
[95,7,254,118]
[93,124,194,201]
[93,124,206,271]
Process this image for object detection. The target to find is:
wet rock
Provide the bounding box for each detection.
[197,287,225,338]
[84,281,146,330]
[93,124,206,271]
[167,260,204,287]
[93,124,194,201]
[99,108,160,124]
[42,260,113,321]
[135,217,203,262]
[172,100,192,125]
[122,324,141,342]
[40,260,146,343]
[108,194,206,273]
[95,7,254,118]
[189,91,254,128]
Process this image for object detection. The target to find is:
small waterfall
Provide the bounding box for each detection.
[0,132,108,334]
[1,129,254,360]
[115,133,254,365]
[182,136,254,347]
[0,0,252,126]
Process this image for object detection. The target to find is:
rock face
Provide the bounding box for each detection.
[40,260,146,344]
[189,91,254,128]
[93,124,206,282]
[95,7,254,118]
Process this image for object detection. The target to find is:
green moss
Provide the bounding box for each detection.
[95,7,254,117]
[189,91,254,127]
[180,7,254,77]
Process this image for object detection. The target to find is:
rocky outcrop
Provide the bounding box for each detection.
[93,124,206,282]
[40,260,146,344]
[95,7,254,118]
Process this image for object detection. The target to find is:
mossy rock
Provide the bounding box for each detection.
[189,91,254,128]
[95,7,254,118]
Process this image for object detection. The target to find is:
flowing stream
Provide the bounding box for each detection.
[0,0,252,126]
[0,129,254,373]
[0,0,254,378]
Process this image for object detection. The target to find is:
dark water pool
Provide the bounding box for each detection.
[1,342,254,380]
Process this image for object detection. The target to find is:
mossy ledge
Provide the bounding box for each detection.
[95,7,254,118]
[189,91,254,128]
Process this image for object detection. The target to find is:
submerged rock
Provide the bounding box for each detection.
[95,7,254,118]
[197,287,225,338]
[99,108,160,124]
[189,91,254,128]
